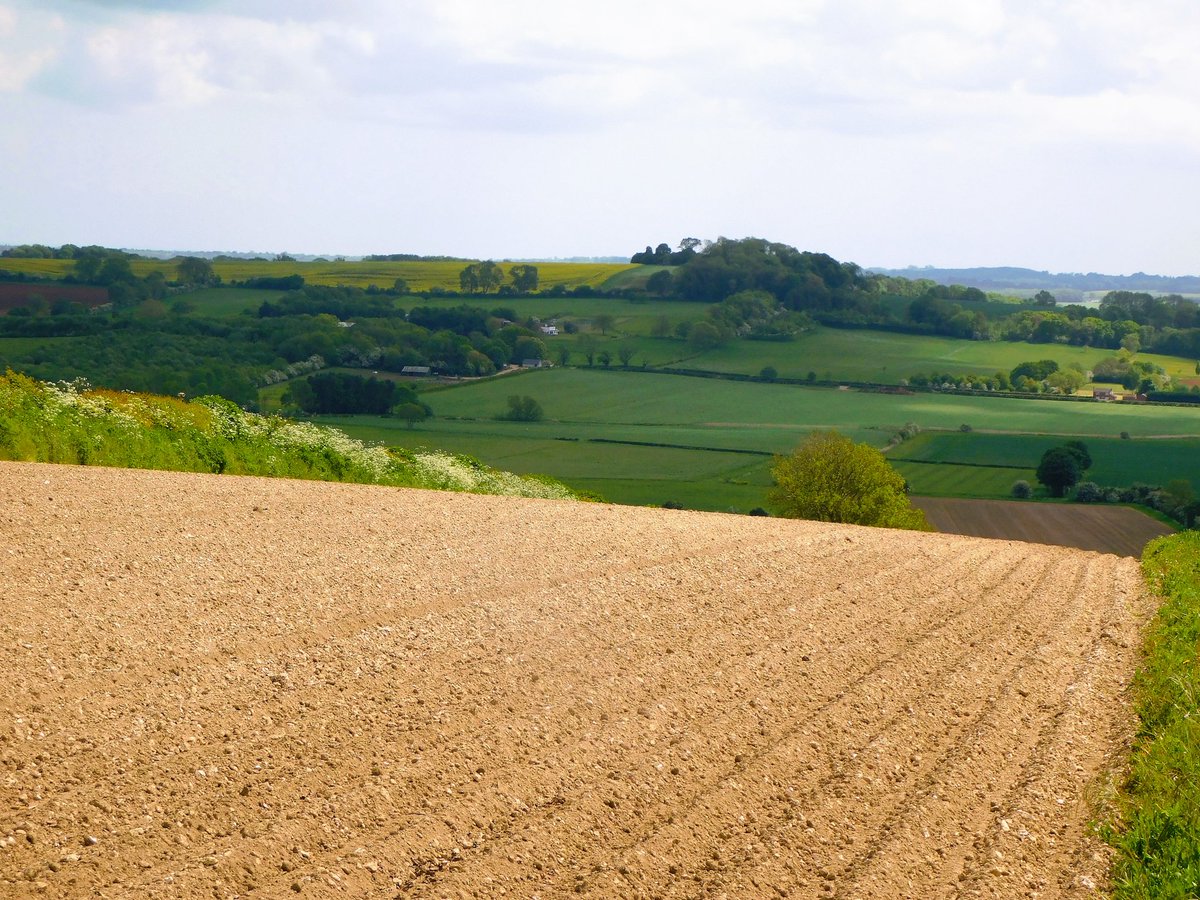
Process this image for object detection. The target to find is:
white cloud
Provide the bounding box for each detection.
[3,0,1200,272]
[0,5,61,91]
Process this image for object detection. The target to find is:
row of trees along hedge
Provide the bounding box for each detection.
[282,372,432,417]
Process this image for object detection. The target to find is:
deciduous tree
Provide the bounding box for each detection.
[1036,447,1082,497]
[768,431,931,530]
[509,264,539,293]
[176,256,217,286]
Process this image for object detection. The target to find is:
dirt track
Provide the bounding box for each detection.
[1,462,1151,898]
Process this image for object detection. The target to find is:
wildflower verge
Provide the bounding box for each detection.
[0,370,580,501]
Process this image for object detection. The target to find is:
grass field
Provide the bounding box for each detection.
[893,432,1200,490]
[0,258,637,292]
[891,460,1028,498]
[315,368,1200,510]
[673,327,1195,384]
[176,287,274,317]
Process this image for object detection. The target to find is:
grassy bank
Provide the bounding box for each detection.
[1108,532,1200,896]
[0,370,581,501]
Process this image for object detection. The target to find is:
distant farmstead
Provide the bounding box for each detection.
[1092,388,1116,401]
[521,359,548,368]
[401,366,432,377]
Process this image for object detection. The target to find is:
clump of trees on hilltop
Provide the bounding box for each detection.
[630,237,1200,357]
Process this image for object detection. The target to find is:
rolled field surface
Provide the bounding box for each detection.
[1,462,1150,898]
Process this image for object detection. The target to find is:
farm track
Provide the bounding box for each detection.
[0,462,1152,898]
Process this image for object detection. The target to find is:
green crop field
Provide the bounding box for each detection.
[893,432,1200,491]
[175,287,276,317]
[890,460,1029,498]
[315,368,1200,510]
[0,258,637,292]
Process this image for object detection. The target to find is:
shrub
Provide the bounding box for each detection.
[1075,481,1103,503]
[497,395,543,422]
[759,366,778,382]
[959,423,973,432]
[1011,480,1032,499]
[748,507,769,517]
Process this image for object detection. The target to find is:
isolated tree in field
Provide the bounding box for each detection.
[577,334,598,366]
[617,344,636,367]
[1036,447,1082,497]
[393,402,430,428]
[556,345,571,367]
[176,256,216,286]
[459,261,505,293]
[593,312,616,335]
[768,431,932,530]
[498,395,543,422]
[597,350,612,368]
[392,277,409,294]
[509,264,539,293]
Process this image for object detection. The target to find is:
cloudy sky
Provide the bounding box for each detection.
[2,1,1198,273]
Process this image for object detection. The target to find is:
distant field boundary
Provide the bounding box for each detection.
[599,365,1200,409]
[587,437,774,457]
[891,457,1030,471]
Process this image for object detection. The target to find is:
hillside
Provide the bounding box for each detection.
[867,265,1200,295]
[0,461,1151,897]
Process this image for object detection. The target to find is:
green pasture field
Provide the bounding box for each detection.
[890,460,1027,498]
[315,368,1200,510]
[175,287,275,317]
[416,369,1200,439]
[0,258,637,293]
[318,412,776,511]
[681,327,1195,384]
[893,432,1200,491]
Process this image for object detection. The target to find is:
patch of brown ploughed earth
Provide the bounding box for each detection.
[0,461,1151,898]
[913,495,1174,557]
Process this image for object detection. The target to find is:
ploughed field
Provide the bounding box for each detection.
[913,497,1175,557]
[1,462,1150,898]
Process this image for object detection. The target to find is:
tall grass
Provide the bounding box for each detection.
[1108,531,1200,897]
[0,370,580,501]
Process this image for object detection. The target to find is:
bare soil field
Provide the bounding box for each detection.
[1,462,1152,898]
[0,284,108,314]
[913,496,1175,557]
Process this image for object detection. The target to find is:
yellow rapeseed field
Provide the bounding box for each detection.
[0,257,637,292]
